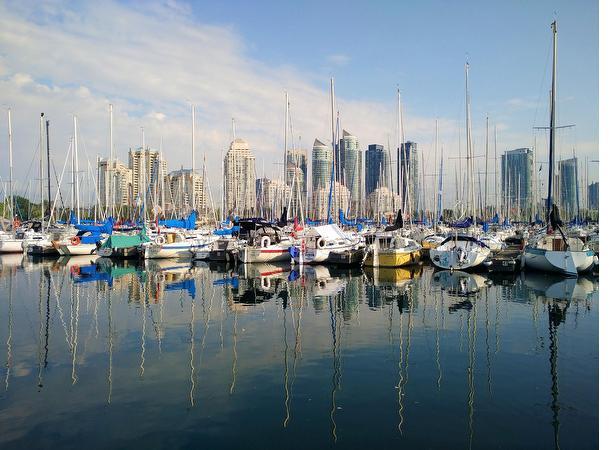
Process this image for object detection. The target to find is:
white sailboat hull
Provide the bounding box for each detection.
[430,241,491,270]
[238,245,292,264]
[523,246,594,276]
[0,239,25,253]
[58,244,98,256]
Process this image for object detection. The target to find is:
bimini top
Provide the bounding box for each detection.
[306,224,349,241]
[439,234,489,248]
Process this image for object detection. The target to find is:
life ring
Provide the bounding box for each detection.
[70,265,80,275]
[261,236,271,248]
[317,238,326,249]
[155,235,166,245]
[70,236,81,246]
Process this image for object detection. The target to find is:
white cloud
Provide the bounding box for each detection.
[0,1,597,209]
[326,54,351,66]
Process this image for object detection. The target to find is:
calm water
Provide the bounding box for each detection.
[0,255,599,449]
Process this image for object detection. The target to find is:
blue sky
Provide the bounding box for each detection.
[0,0,599,205]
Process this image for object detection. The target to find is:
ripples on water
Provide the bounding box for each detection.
[0,255,599,449]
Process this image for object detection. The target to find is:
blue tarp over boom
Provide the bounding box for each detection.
[159,211,197,230]
[214,226,240,236]
[339,209,357,226]
[74,216,114,234]
[165,278,196,299]
[449,217,473,228]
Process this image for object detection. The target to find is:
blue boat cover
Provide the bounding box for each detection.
[159,211,197,230]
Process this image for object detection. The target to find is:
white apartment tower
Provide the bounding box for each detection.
[224,138,256,216]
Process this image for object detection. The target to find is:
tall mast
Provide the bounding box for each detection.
[284,91,288,188]
[73,115,80,223]
[396,88,401,200]
[191,104,196,214]
[7,109,14,219]
[327,78,336,223]
[39,113,45,217]
[141,127,146,221]
[109,104,114,218]
[547,20,558,227]
[484,115,489,221]
[494,125,498,217]
[45,119,51,217]
[433,118,438,226]
[465,62,476,224]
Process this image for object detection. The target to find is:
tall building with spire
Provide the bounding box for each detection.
[339,130,362,215]
[224,138,256,216]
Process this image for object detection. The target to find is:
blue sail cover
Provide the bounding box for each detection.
[490,213,500,224]
[339,209,357,226]
[159,211,197,230]
[214,225,240,236]
[75,217,114,234]
[306,218,323,226]
[449,217,473,228]
[482,222,489,232]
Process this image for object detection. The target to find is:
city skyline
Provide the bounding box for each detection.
[0,0,599,210]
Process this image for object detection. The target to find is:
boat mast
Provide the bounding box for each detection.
[327,78,336,223]
[73,115,80,223]
[39,113,45,219]
[45,118,51,218]
[109,104,114,218]
[191,104,196,215]
[7,109,14,220]
[465,62,476,225]
[484,115,489,221]
[141,127,146,222]
[547,21,557,228]
[494,125,498,218]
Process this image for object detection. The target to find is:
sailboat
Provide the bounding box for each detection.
[429,63,491,271]
[523,21,594,276]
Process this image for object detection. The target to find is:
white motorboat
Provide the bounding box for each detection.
[296,224,364,265]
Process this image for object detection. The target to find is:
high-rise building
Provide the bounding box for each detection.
[311,139,332,191]
[588,182,599,210]
[501,148,534,219]
[339,130,362,215]
[365,144,389,196]
[366,187,401,218]
[559,157,578,218]
[256,177,290,219]
[397,141,419,214]
[98,158,133,210]
[310,183,350,221]
[286,148,307,217]
[224,138,256,216]
[164,168,206,214]
[128,147,167,209]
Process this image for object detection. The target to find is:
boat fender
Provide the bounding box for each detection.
[155,235,166,245]
[70,236,81,246]
[261,236,271,248]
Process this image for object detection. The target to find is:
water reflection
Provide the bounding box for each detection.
[0,258,598,449]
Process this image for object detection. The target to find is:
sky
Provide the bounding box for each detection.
[0,0,599,208]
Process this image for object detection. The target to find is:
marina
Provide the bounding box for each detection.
[0,256,599,449]
[0,1,601,448]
